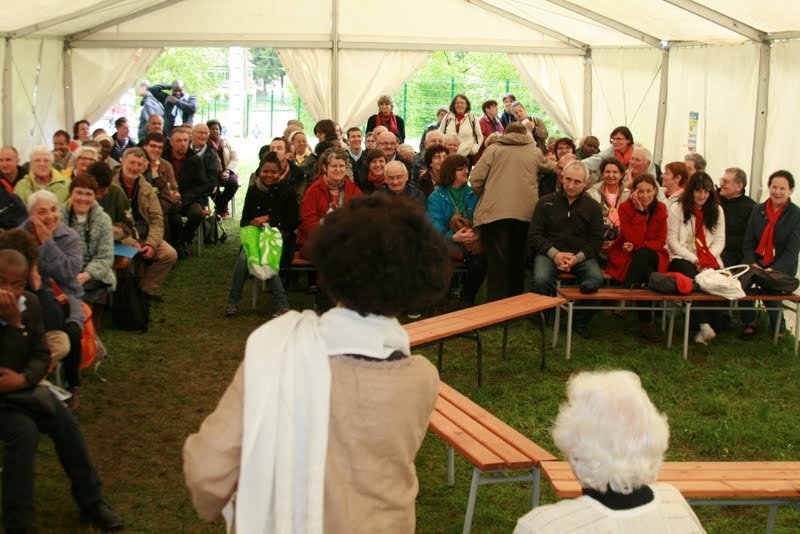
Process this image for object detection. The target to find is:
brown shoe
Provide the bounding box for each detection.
[639,323,659,342]
[66,387,80,412]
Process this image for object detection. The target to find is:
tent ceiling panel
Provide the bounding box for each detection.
[21,0,164,38]
[495,0,646,46]
[693,0,800,34]
[2,0,99,33]
[338,0,561,46]
[82,0,332,42]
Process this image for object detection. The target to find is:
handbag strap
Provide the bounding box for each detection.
[714,264,750,280]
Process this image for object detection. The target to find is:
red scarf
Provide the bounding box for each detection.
[756,198,785,266]
[376,112,398,135]
[455,113,465,133]
[615,145,633,167]
[693,207,719,270]
[0,177,13,194]
[367,172,385,187]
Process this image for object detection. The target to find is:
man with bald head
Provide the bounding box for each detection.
[148,80,198,134]
[174,123,219,257]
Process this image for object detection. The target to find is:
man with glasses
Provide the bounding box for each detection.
[142,133,182,246]
[718,167,756,268]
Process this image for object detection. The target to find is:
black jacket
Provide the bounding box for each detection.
[528,191,603,260]
[720,193,756,267]
[180,145,219,207]
[0,292,50,388]
[0,185,27,230]
[149,84,198,133]
[743,200,800,276]
[239,181,299,235]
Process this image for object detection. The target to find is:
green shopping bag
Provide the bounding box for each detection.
[240,224,283,280]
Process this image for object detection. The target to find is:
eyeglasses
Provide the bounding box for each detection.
[610,136,628,142]
[77,156,96,161]
[385,174,406,182]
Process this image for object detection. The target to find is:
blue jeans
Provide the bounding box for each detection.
[227,249,289,309]
[531,254,603,296]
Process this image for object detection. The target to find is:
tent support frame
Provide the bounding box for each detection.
[662,0,765,42]
[653,47,670,165]
[2,38,12,146]
[749,42,770,200]
[582,49,592,137]
[63,43,75,129]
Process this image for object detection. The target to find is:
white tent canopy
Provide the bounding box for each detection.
[3,0,800,198]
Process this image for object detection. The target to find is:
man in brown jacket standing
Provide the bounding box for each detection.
[470,123,555,300]
[114,148,177,299]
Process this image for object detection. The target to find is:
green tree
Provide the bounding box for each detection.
[145,48,227,107]
[250,48,286,91]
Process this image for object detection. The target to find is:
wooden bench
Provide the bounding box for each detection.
[429,382,557,534]
[541,460,800,534]
[554,287,800,360]
[405,293,565,385]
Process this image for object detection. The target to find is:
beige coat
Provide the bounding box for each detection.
[183,354,439,533]
[112,171,166,249]
[470,132,555,227]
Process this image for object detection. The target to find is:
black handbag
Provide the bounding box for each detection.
[111,268,149,332]
[740,267,799,294]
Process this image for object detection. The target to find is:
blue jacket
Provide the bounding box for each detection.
[743,200,800,276]
[426,185,478,241]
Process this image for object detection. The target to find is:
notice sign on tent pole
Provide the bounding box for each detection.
[687,112,699,152]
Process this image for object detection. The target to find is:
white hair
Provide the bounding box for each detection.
[562,160,590,181]
[29,144,54,163]
[384,160,408,176]
[632,144,653,164]
[552,370,669,494]
[74,145,99,160]
[444,133,460,144]
[26,189,60,212]
[397,144,415,156]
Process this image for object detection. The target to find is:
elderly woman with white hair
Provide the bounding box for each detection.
[62,145,99,181]
[515,370,705,533]
[22,190,86,408]
[13,145,69,204]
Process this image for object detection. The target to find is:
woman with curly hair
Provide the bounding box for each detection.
[667,172,726,345]
[184,194,451,533]
[427,154,487,306]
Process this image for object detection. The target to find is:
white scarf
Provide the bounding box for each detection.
[231,307,409,534]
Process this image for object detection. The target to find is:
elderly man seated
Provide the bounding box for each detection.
[719,167,756,268]
[514,370,704,533]
[112,148,177,300]
[0,147,26,189]
[684,152,706,178]
[528,160,603,338]
[13,146,69,204]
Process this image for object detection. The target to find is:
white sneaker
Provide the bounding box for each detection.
[700,323,716,342]
[694,331,707,345]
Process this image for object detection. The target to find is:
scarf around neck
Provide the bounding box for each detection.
[615,145,633,167]
[692,206,719,269]
[601,185,622,227]
[446,185,468,216]
[368,171,385,187]
[756,198,785,266]
[376,112,398,135]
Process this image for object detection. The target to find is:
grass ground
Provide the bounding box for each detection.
[24,161,800,532]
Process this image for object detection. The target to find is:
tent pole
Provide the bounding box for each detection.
[63,42,75,131]
[652,47,670,166]
[582,48,592,137]
[2,38,11,147]
[331,0,339,122]
[749,42,770,201]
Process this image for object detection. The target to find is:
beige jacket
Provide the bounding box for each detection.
[183,354,439,533]
[470,132,555,227]
[112,171,166,249]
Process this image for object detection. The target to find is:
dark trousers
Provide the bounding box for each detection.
[0,402,103,529]
[625,248,658,322]
[461,253,487,306]
[481,219,529,301]
[163,203,183,247]
[213,174,240,214]
[180,202,205,245]
[62,321,82,387]
[669,258,721,328]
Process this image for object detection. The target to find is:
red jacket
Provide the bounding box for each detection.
[605,199,669,283]
[298,177,362,257]
[474,115,505,163]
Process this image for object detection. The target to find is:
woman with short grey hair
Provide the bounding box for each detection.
[515,370,705,533]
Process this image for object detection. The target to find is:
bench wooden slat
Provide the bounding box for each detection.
[435,397,534,469]
[438,383,556,465]
[557,287,800,302]
[541,461,800,499]
[428,410,506,471]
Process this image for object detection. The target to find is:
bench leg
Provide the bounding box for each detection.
[565,301,574,360]
[766,503,778,534]
[501,323,508,359]
[531,467,541,508]
[447,446,455,486]
[552,302,561,348]
[538,312,547,371]
[773,308,783,345]
[661,301,667,331]
[475,330,483,387]
[463,468,481,534]
[795,303,799,357]
[667,307,676,348]
[682,302,692,360]
[437,342,444,373]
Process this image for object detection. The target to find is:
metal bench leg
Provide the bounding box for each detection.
[475,330,483,387]
[661,301,667,331]
[666,307,676,348]
[683,302,692,360]
[447,446,455,486]
[463,468,481,534]
[437,342,444,373]
[532,466,541,508]
[552,302,561,348]
[773,309,783,345]
[501,323,508,359]
[538,312,547,371]
[766,503,778,534]
[565,301,574,360]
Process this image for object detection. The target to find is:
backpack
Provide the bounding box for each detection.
[203,213,228,244]
[111,269,149,332]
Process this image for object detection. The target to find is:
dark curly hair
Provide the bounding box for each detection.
[554,137,576,155]
[439,155,470,187]
[86,161,114,188]
[308,194,452,316]
[0,228,39,266]
[599,157,625,176]
[364,148,387,168]
[449,94,471,114]
[423,145,448,167]
[679,172,720,230]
